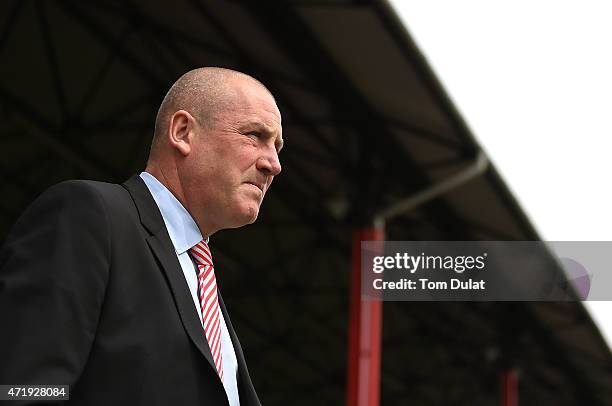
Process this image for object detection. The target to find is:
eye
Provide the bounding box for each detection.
[247,131,261,138]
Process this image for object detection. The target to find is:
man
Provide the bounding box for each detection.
[0,67,283,405]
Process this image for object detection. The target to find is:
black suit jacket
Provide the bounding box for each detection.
[0,175,261,405]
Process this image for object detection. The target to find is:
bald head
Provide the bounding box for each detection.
[150,67,274,158]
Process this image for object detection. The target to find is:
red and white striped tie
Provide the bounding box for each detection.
[189,240,223,381]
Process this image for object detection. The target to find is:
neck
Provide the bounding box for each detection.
[144,160,214,239]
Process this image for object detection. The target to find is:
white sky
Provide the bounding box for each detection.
[391,1,612,349]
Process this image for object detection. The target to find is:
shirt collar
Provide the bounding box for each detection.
[139,171,207,254]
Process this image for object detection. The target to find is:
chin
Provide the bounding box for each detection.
[245,206,260,224]
[231,202,260,228]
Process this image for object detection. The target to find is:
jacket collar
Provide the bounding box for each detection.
[122,175,260,405]
[122,175,219,378]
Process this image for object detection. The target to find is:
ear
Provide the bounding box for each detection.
[168,110,196,156]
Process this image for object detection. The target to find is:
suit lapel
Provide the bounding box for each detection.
[218,294,261,406]
[122,175,217,373]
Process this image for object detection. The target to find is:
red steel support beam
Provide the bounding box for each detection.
[347,228,384,406]
[500,368,518,406]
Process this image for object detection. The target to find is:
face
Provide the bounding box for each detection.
[180,78,283,235]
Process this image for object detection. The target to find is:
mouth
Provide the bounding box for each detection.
[245,181,265,194]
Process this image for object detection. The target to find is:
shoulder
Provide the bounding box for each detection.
[6,179,135,238]
[42,179,127,202]
[32,179,134,215]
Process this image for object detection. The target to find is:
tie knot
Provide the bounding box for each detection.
[190,240,213,268]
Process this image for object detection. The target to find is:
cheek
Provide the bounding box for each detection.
[233,145,260,171]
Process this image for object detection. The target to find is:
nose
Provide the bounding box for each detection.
[256,149,282,177]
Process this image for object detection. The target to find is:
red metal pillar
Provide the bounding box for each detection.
[500,369,518,406]
[347,227,384,406]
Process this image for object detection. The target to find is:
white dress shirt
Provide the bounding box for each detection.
[140,172,240,406]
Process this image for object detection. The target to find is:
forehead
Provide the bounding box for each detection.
[219,79,282,132]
